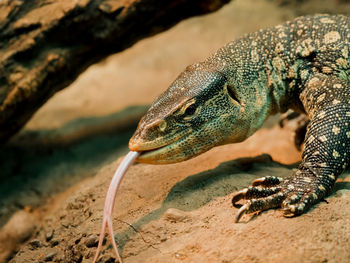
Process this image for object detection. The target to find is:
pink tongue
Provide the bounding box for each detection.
[93,151,140,263]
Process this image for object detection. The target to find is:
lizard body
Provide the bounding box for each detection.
[129,14,350,220]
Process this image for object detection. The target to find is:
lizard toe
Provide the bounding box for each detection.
[234,192,286,222]
[282,192,303,206]
[252,176,284,187]
[232,185,281,208]
[281,191,306,217]
[282,198,312,217]
[281,187,327,217]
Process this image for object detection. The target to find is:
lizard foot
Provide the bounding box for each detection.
[232,174,330,222]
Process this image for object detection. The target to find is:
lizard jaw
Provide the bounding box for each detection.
[129,140,186,164]
[136,146,173,163]
[129,133,200,164]
[127,140,177,164]
[128,128,194,164]
[134,143,193,164]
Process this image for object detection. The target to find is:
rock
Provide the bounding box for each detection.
[50,239,59,247]
[105,256,116,263]
[45,229,54,242]
[85,234,98,248]
[29,239,42,249]
[44,250,57,262]
[163,208,191,223]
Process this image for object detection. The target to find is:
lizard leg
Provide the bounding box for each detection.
[233,103,350,222]
[280,102,350,215]
[279,111,310,150]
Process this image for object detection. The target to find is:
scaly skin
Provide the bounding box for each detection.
[129,14,350,221]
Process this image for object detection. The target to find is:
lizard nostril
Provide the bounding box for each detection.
[159,120,167,132]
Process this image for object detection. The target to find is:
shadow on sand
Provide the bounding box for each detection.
[0,105,147,228]
[116,155,350,253]
[116,155,296,249]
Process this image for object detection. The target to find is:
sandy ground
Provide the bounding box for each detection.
[1,0,350,262]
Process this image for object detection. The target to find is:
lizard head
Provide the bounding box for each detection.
[129,63,259,164]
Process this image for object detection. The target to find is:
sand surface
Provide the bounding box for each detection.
[1,0,350,262]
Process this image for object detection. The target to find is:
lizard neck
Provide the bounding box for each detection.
[206,37,294,138]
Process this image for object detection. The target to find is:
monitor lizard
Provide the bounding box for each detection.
[128,14,350,222]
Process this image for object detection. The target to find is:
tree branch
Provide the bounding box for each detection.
[0,0,231,142]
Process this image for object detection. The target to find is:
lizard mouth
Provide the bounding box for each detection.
[128,129,193,164]
[138,145,172,161]
[130,142,180,164]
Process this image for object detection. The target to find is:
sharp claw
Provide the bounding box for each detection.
[251,177,266,186]
[281,206,296,217]
[235,203,250,223]
[231,188,248,208]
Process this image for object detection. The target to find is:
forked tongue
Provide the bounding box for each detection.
[93,151,140,263]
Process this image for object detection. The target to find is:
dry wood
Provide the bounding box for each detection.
[0,0,230,142]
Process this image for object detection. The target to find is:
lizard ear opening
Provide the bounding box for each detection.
[226,85,240,104]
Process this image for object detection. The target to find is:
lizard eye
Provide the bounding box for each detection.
[179,99,197,120]
[184,104,197,116]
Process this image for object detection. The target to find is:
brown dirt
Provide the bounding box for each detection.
[1,0,350,262]
[6,125,350,263]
